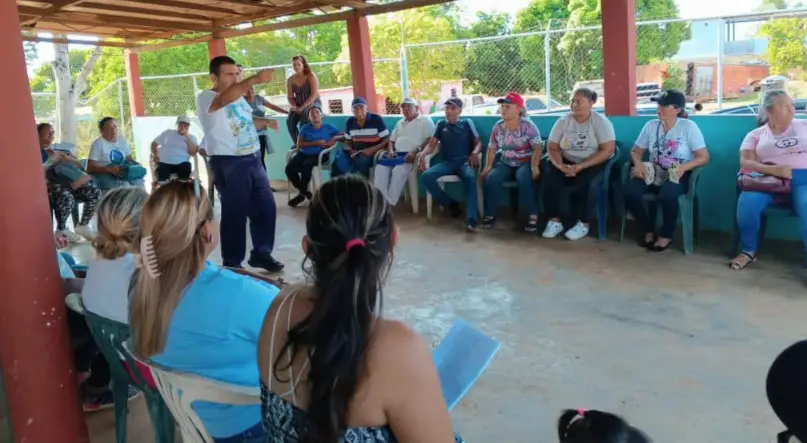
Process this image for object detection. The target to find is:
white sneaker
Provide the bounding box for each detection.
[56,229,82,243]
[542,220,564,238]
[75,225,97,241]
[564,221,590,241]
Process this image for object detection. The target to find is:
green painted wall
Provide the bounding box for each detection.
[265,114,801,240]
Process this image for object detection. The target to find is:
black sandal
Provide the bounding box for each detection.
[639,235,655,249]
[481,217,496,230]
[729,252,756,270]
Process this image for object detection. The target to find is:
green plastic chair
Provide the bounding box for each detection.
[618,162,702,255]
[81,305,176,443]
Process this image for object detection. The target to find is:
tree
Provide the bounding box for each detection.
[757,0,788,9]
[464,12,529,96]
[50,38,101,143]
[24,42,37,64]
[758,18,807,75]
[334,9,464,104]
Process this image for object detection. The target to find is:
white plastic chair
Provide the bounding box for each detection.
[374,151,419,214]
[147,365,261,443]
[424,144,484,220]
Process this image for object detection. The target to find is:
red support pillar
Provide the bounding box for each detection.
[346,12,379,114]
[125,50,145,117]
[601,0,637,116]
[208,38,227,60]
[0,2,89,442]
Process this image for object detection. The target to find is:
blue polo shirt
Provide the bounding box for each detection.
[299,123,341,156]
[433,119,479,164]
[150,262,279,438]
[345,113,389,151]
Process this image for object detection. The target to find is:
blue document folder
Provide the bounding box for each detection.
[433,318,501,411]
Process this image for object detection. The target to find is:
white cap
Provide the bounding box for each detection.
[176,115,191,125]
[401,97,418,107]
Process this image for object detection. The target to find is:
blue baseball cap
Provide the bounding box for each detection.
[352,97,367,108]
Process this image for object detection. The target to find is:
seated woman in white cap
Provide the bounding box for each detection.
[150,115,200,183]
[375,98,435,206]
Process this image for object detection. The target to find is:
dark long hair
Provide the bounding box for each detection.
[558,409,652,443]
[292,55,313,76]
[274,175,394,443]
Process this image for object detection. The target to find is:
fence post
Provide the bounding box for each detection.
[716,18,725,110]
[544,32,552,104]
[117,79,125,127]
[192,76,199,96]
[400,46,409,99]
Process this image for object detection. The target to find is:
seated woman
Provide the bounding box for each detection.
[285,104,341,207]
[481,92,543,232]
[129,181,279,443]
[150,115,199,183]
[542,88,616,241]
[39,122,101,242]
[257,175,463,443]
[87,117,146,191]
[624,89,710,252]
[81,187,148,324]
[731,90,807,270]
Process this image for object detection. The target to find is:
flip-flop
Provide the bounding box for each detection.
[729,252,756,270]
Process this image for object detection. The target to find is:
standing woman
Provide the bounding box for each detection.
[624,89,710,252]
[246,85,289,171]
[286,55,322,145]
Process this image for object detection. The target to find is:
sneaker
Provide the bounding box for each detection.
[248,254,285,273]
[288,194,306,208]
[56,229,82,243]
[541,220,564,238]
[74,225,96,241]
[83,386,141,412]
[465,219,477,232]
[564,221,590,241]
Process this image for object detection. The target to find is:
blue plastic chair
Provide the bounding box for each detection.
[619,163,702,255]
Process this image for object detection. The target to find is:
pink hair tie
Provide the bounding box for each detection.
[577,408,586,417]
[345,238,365,251]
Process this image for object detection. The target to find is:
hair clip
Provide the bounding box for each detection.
[345,238,365,251]
[134,236,161,278]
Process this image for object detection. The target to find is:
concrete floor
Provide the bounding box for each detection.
[36,190,807,442]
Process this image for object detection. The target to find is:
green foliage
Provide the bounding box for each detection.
[758,17,807,75]
[662,63,686,90]
[24,42,37,63]
[464,12,528,96]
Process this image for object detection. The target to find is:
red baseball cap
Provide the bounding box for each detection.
[497,91,525,108]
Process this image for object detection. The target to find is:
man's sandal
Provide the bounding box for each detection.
[729,252,756,270]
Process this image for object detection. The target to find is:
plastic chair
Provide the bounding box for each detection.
[285,145,337,202]
[619,163,702,255]
[81,306,176,443]
[729,186,799,258]
[374,150,419,214]
[424,144,484,220]
[145,365,261,443]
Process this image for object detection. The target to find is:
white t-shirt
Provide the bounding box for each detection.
[549,112,616,163]
[154,129,198,165]
[634,118,706,169]
[81,254,135,324]
[89,136,131,166]
[196,90,259,157]
[390,114,436,153]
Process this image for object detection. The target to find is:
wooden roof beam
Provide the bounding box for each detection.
[111,0,239,15]
[324,0,369,9]
[67,2,215,22]
[214,0,322,26]
[49,13,217,32]
[22,34,133,48]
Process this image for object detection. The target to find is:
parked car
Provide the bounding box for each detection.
[525,95,564,114]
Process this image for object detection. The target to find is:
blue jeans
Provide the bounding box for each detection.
[483,162,538,218]
[332,151,374,178]
[737,184,807,254]
[213,420,265,443]
[623,175,689,239]
[209,153,276,267]
[422,161,478,223]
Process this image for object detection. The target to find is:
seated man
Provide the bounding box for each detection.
[420,97,483,231]
[333,97,389,178]
[374,97,435,206]
[286,104,342,207]
[151,115,199,183]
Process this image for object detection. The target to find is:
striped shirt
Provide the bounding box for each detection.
[345,113,389,151]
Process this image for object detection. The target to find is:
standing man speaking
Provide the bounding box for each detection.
[196,56,284,272]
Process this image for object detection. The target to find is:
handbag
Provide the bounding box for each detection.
[120,162,148,181]
[737,164,791,194]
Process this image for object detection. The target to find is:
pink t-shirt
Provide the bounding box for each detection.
[741,119,807,168]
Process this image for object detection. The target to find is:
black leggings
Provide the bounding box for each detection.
[767,340,807,442]
[68,308,110,389]
[155,161,192,182]
[285,153,321,194]
[542,160,606,223]
[49,184,101,230]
